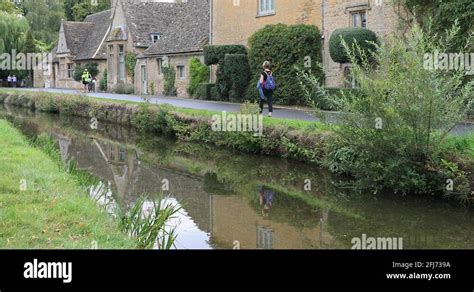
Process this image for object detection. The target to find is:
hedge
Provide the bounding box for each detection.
[246,24,324,105]
[195,83,217,100]
[329,28,378,64]
[204,45,249,101]
[223,54,251,101]
[204,45,247,66]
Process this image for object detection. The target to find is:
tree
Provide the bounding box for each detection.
[0,0,21,14]
[0,11,29,79]
[66,0,110,21]
[18,0,64,45]
[396,0,474,51]
[23,29,36,86]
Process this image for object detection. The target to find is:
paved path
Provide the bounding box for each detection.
[6,88,474,135]
[12,88,321,121]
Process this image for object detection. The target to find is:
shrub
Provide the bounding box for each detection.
[246,24,323,105]
[329,28,378,64]
[163,67,177,96]
[195,83,217,100]
[125,53,137,82]
[315,23,473,200]
[187,58,210,97]
[73,63,99,82]
[204,45,248,100]
[100,69,108,92]
[223,54,251,101]
[112,83,135,95]
[204,45,247,66]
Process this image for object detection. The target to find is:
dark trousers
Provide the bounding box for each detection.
[259,89,273,113]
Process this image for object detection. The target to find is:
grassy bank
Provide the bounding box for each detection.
[0,119,134,248]
[0,90,333,164]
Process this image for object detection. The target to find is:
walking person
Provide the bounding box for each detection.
[12,75,17,88]
[7,74,12,87]
[258,61,275,117]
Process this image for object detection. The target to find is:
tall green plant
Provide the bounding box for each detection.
[301,23,473,200]
[247,24,323,105]
[187,57,209,97]
[125,52,137,82]
[163,66,177,96]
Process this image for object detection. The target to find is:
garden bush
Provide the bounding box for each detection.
[204,45,248,100]
[195,83,217,100]
[112,83,135,95]
[329,28,378,64]
[204,45,247,66]
[310,23,473,201]
[163,67,177,96]
[100,69,108,92]
[246,24,323,105]
[223,54,251,101]
[187,58,210,97]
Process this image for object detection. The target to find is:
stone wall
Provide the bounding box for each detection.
[212,0,322,46]
[322,0,403,87]
[136,53,205,98]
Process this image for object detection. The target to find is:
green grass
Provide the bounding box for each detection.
[0,88,331,134]
[0,119,135,249]
[446,133,474,158]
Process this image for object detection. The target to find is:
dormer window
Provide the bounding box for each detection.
[150,33,162,43]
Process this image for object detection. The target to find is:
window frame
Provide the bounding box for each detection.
[351,10,367,28]
[66,63,74,79]
[177,65,185,80]
[257,0,275,17]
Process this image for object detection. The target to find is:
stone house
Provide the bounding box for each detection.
[47,9,111,90]
[106,0,209,96]
[211,0,404,88]
[135,0,210,96]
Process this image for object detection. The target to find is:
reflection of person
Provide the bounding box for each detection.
[258,186,274,216]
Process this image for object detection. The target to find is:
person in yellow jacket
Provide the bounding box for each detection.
[81,69,92,93]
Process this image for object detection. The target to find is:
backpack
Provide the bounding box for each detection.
[264,72,276,90]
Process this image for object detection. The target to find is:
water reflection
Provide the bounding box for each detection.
[2,104,474,249]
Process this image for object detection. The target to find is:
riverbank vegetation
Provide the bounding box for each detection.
[0,118,181,249]
[0,119,134,248]
[299,23,474,203]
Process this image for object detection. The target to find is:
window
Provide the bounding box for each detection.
[67,63,74,79]
[157,58,163,75]
[351,11,367,28]
[150,33,162,43]
[258,0,275,16]
[177,65,185,79]
[108,45,114,77]
[118,45,125,82]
